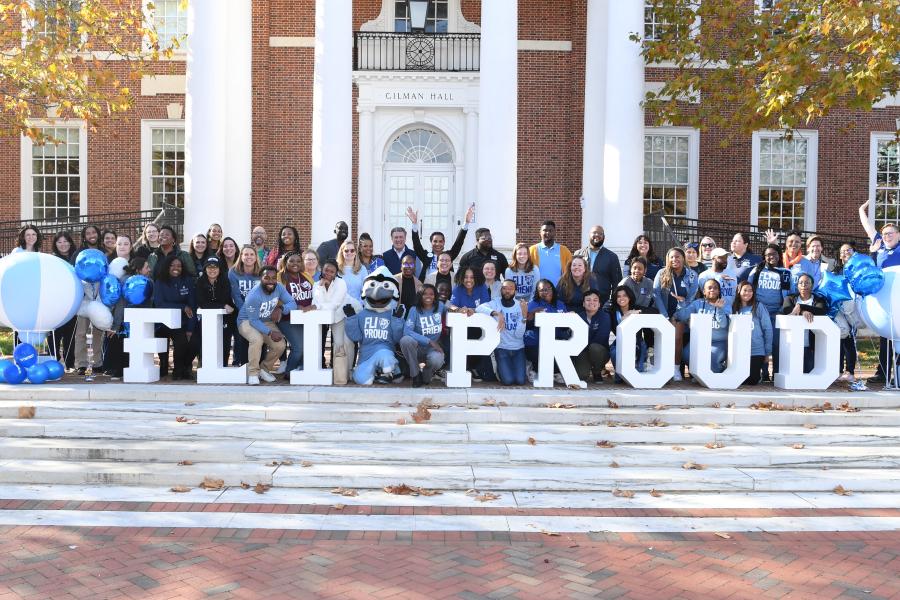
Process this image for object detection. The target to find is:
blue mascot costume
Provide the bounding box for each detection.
[343,267,406,384]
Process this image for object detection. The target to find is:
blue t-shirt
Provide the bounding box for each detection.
[536,244,563,286]
[750,265,791,316]
[873,234,900,268]
[698,268,738,306]
[404,304,446,345]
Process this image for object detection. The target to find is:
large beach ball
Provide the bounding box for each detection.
[74,249,108,283]
[0,253,82,337]
[858,266,900,344]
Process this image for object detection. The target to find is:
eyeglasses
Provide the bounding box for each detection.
[344,249,356,254]
[701,243,715,248]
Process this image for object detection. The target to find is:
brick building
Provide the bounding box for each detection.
[1,0,899,258]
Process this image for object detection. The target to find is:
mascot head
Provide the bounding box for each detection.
[361,266,400,312]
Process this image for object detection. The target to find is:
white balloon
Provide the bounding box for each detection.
[0,253,82,333]
[858,266,900,344]
[85,300,114,331]
[108,257,128,280]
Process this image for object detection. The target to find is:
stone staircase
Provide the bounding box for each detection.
[1,385,899,495]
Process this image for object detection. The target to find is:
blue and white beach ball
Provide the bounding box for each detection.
[0,253,82,337]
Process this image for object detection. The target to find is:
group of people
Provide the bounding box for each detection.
[8,198,898,387]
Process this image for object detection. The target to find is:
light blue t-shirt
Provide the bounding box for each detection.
[537,244,563,286]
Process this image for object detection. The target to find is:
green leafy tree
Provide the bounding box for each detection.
[639,0,900,139]
[0,0,187,142]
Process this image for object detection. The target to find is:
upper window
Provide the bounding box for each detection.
[28,0,82,43]
[871,135,900,230]
[643,128,699,223]
[141,121,185,210]
[385,128,453,164]
[150,0,187,49]
[752,131,819,231]
[394,0,449,33]
[21,123,87,220]
[643,1,699,42]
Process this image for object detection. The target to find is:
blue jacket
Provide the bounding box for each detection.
[345,309,406,363]
[404,303,446,346]
[653,268,699,319]
[524,299,568,347]
[381,246,417,276]
[578,309,612,349]
[450,284,490,310]
[737,303,773,357]
[748,264,791,316]
[237,283,297,335]
[727,252,762,282]
[674,299,731,343]
[152,276,197,331]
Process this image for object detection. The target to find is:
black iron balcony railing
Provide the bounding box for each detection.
[354,32,480,72]
[1,203,184,255]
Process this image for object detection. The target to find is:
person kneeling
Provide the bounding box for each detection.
[575,289,611,383]
[399,284,447,387]
[344,267,407,385]
[237,266,297,385]
[476,280,527,386]
[674,279,731,375]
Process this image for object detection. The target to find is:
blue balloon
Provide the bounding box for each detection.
[13,343,38,368]
[99,274,122,307]
[123,275,153,305]
[18,331,47,346]
[850,264,885,296]
[816,270,852,306]
[74,249,108,283]
[26,364,49,384]
[44,360,65,381]
[842,252,872,283]
[0,358,12,383]
[3,363,26,384]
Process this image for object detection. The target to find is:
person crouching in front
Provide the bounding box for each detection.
[237,265,297,385]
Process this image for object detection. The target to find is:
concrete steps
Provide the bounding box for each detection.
[0,385,898,495]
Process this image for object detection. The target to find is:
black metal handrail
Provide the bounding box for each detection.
[644,213,869,257]
[2,203,184,255]
[354,31,480,72]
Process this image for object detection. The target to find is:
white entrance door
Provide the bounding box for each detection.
[384,169,454,236]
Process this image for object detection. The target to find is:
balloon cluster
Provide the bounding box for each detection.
[815,270,853,318]
[0,343,64,385]
[75,249,118,331]
[842,253,885,297]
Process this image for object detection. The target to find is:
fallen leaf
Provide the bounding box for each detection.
[714,532,732,539]
[333,503,345,510]
[331,487,358,497]
[389,401,401,407]
[726,403,736,409]
[567,384,581,390]
[253,483,270,494]
[612,488,635,498]
[653,404,668,411]
[596,440,616,448]
[607,399,619,409]
[240,482,250,489]
[580,421,599,426]
[709,402,721,409]
[474,492,501,502]
[548,403,576,409]
[199,477,224,490]
[527,437,537,445]
[672,446,686,451]
[838,402,859,413]
[170,486,191,493]
[707,422,721,429]
[280,460,294,466]
[823,402,833,410]
[177,460,194,466]
[539,529,560,536]
[647,418,668,427]
[650,489,663,497]
[606,421,618,427]
[704,442,725,449]
[184,402,196,406]
[266,461,279,467]
[833,485,851,496]
[383,484,441,496]
[301,461,313,468]
[803,423,817,429]
[498,401,508,407]
[609,461,620,468]
[396,418,407,425]
[175,416,188,422]
[18,406,35,419]
[683,462,706,470]
[792,443,805,449]
[482,397,497,407]
[411,399,432,423]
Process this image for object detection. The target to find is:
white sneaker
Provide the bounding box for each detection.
[672,367,683,382]
[274,362,287,375]
[248,375,260,386]
[258,370,276,383]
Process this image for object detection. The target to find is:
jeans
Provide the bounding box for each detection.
[609,339,648,374]
[399,336,443,381]
[277,321,305,372]
[495,347,526,386]
[352,348,399,385]
[238,320,286,377]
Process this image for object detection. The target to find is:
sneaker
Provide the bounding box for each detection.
[435,369,447,383]
[672,367,683,382]
[258,370,276,383]
[248,375,260,386]
[274,362,287,375]
[868,374,886,384]
[76,367,87,376]
[413,373,424,388]
[469,370,482,383]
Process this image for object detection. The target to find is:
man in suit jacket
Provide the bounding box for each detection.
[574,225,622,305]
[382,226,418,275]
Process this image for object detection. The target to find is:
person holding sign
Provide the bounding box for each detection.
[476,280,528,385]
[675,278,732,375]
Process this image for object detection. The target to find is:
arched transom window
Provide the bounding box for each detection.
[385,128,453,164]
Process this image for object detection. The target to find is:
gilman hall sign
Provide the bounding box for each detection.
[383,90,456,103]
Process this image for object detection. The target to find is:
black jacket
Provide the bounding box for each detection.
[575,245,623,304]
[196,273,236,324]
[412,226,468,281]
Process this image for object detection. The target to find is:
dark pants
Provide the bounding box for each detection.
[840,335,857,376]
[875,337,898,382]
[575,343,610,382]
[232,333,248,366]
[104,333,128,377]
[157,326,192,378]
[190,322,233,368]
[743,355,766,386]
[51,317,77,369]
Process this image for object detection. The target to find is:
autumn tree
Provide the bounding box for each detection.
[639,0,900,138]
[0,0,186,142]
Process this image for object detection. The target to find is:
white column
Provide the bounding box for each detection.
[601,1,645,258]
[464,107,478,218]
[311,0,353,247]
[580,0,608,247]
[185,0,253,245]
[477,0,517,252]
[357,107,375,239]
